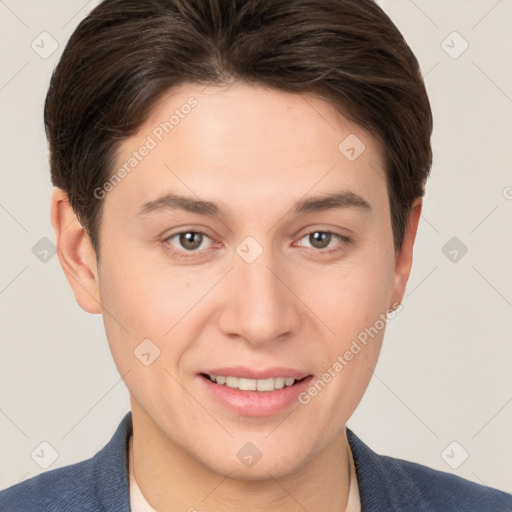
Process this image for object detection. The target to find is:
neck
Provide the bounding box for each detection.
[129,400,352,512]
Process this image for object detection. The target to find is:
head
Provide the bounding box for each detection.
[48,0,432,480]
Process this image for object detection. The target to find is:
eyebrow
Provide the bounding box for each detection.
[136,190,371,218]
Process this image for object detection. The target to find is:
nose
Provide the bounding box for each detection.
[216,249,302,347]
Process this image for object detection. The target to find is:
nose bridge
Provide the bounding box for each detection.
[218,240,300,345]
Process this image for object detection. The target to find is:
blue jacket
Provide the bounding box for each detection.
[1,411,510,511]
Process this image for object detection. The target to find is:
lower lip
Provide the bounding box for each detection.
[198,375,314,417]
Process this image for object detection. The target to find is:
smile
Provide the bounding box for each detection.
[202,373,304,392]
[198,371,314,416]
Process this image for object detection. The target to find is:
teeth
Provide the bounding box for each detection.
[208,374,299,391]
[274,377,285,389]
[256,378,274,391]
[225,376,239,388]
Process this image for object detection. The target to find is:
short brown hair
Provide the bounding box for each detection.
[45,0,433,258]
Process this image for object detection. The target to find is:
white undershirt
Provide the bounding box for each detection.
[129,435,158,512]
[128,434,361,512]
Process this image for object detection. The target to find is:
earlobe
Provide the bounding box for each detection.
[50,188,102,314]
[389,197,423,309]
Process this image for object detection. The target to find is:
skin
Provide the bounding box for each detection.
[51,81,421,512]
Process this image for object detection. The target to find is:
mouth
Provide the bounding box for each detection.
[197,369,314,417]
[200,373,309,392]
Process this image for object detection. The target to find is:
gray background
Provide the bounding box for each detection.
[1,0,511,493]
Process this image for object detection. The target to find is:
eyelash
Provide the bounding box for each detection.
[162,229,351,260]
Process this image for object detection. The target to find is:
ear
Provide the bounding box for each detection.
[50,188,102,314]
[389,197,422,309]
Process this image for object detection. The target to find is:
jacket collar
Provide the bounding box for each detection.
[346,428,430,511]
[93,410,132,511]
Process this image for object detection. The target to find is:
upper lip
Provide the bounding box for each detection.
[200,367,312,380]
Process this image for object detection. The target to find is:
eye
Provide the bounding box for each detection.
[164,229,214,258]
[296,230,350,252]
[162,228,351,260]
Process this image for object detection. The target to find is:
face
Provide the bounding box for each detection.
[57,81,418,480]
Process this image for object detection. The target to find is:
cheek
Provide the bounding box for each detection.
[299,254,393,343]
[97,261,193,412]
[97,247,210,371]
[309,248,393,414]
[99,243,192,328]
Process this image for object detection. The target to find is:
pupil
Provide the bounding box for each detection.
[310,232,330,249]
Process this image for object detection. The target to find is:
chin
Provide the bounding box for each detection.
[199,445,308,482]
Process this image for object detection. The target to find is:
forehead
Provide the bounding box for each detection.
[107,81,388,218]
